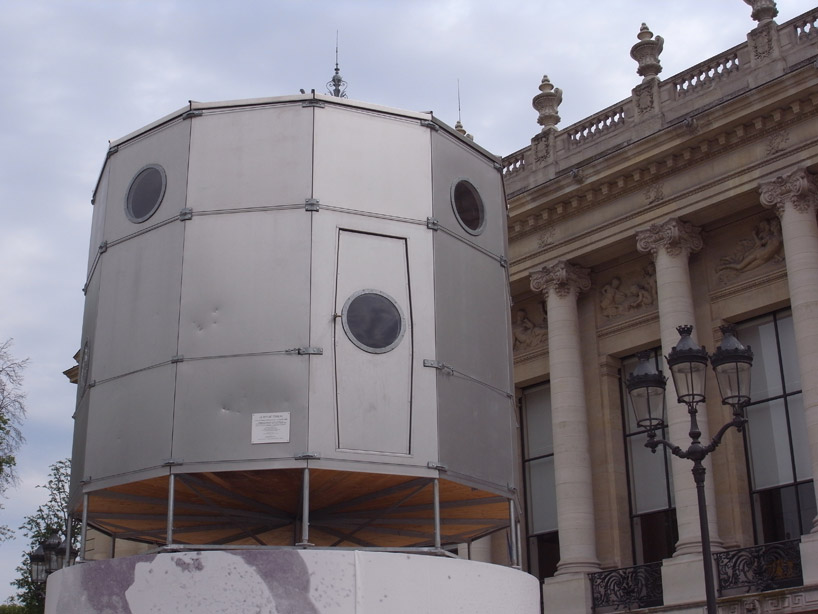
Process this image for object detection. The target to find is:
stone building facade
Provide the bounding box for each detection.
[504,2,818,612]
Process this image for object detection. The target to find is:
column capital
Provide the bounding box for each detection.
[530,261,591,299]
[760,168,818,217]
[636,218,703,260]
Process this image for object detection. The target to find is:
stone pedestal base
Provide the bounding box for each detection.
[542,572,593,614]
[45,549,540,614]
[800,532,818,585]
[661,553,711,607]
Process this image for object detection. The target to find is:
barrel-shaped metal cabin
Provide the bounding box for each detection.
[71,94,517,551]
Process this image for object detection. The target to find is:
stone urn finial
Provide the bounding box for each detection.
[630,23,664,82]
[532,75,562,131]
[743,0,778,24]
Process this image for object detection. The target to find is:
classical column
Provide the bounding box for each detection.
[636,218,724,556]
[760,168,818,529]
[530,261,600,574]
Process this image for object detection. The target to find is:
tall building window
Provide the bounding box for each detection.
[521,383,560,580]
[621,350,678,564]
[737,309,816,543]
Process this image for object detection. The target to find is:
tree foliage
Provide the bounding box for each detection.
[11,459,79,614]
[0,339,27,541]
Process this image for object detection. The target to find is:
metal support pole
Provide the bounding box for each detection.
[166,473,175,546]
[80,493,89,562]
[694,462,717,614]
[433,479,442,550]
[509,499,519,568]
[64,514,72,568]
[297,467,311,546]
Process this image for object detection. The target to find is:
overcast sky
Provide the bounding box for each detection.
[1,0,815,602]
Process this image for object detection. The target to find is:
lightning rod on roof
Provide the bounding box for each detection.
[328,31,348,98]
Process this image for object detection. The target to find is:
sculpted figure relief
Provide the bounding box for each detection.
[512,307,548,352]
[717,218,783,281]
[600,264,656,319]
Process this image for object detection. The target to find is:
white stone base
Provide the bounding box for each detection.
[800,532,818,585]
[660,553,710,607]
[542,572,592,614]
[45,549,540,614]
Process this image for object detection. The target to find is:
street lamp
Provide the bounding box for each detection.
[29,532,77,598]
[626,324,753,614]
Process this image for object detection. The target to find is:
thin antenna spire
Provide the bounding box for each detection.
[327,30,348,98]
[457,79,462,123]
[454,79,468,137]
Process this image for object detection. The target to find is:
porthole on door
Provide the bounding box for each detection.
[341,289,406,354]
[334,230,412,454]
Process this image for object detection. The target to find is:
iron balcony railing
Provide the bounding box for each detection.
[715,539,803,596]
[590,562,663,611]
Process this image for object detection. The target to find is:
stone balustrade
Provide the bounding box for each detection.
[503,7,818,196]
[566,105,626,147]
[671,49,741,99]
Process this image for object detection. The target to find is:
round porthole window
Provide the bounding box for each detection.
[451,179,485,235]
[341,290,406,354]
[125,164,166,223]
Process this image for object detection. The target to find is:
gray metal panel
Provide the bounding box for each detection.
[436,374,516,490]
[93,221,184,381]
[88,166,109,275]
[68,392,90,512]
[103,119,191,243]
[335,231,412,454]
[186,104,314,211]
[431,130,507,256]
[171,354,309,464]
[78,264,101,403]
[433,231,513,392]
[84,365,176,480]
[313,106,433,220]
[308,210,438,467]
[176,210,311,358]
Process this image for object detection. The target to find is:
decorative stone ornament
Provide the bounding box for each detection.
[630,23,664,82]
[744,0,779,24]
[532,75,562,131]
[760,168,818,215]
[636,218,703,259]
[530,260,591,298]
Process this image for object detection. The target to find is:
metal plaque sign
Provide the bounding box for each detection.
[251,412,291,444]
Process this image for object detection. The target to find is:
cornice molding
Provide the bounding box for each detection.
[508,91,818,242]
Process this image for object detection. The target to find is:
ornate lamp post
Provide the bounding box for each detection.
[626,324,753,614]
[29,532,77,600]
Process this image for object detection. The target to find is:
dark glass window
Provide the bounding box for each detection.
[738,309,814,543]
[621,350,678,564]
[451,179,485,234]
[521,383,559,580]
[126,164,166,223]
[341,290,405,353]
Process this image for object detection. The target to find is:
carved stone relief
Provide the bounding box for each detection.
[533,132,551,162]
[537,226,555,249]
[634,82,655,114]
[644,183,665,205]
[599,263,657,320]
[750,24,775,60]
[716,217,784,283]
[766,129,790,155]
[512,303,548,352]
